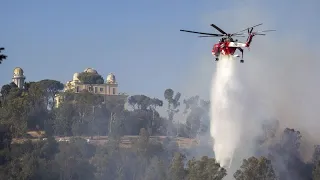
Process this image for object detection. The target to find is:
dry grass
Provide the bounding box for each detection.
[26,131,46,138]
[12,135,199,148]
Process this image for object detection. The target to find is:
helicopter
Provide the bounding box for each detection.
[180,23,275,63]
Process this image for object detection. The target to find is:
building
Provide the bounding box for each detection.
[55,68,128,108]
[12,67,26,89]
[0,67,25,99]
[65,68,118,95]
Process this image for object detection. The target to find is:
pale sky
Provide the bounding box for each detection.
[1,0,319,100]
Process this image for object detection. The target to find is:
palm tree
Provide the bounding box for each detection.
[164,88,181,136]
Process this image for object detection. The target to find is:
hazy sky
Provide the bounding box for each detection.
[1,0,319,100]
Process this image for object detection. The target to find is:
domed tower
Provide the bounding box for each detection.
[106,73,118,95]
[106,73,116,84]
[73,72,80,82]
[12,67,26,89]
[84,68,98,74]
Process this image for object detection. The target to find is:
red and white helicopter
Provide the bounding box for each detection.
[180,23,275,63]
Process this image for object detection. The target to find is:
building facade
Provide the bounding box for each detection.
[66,68,118,95]
[55,68,127,108]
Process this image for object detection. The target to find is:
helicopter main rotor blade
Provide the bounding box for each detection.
[210,24,227,35]
[231,33,245,36]
[180,29,223,36]
[232,23,263,35]
[251,30,275,36]
[198,35,220,37]
[198,35,246,38]
[260,30,276,32]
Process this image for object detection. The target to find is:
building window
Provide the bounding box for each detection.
[94,87,97,93]
[100,88,103,92]
[113,88,115,95]
[88,86,92,92]
[76,86,79,93]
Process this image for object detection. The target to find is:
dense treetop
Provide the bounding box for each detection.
[77,72,105,84]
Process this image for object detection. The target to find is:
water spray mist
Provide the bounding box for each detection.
[210,55,242,168]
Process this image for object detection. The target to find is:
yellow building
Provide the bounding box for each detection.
[55,68,127,108]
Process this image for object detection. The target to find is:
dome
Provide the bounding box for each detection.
[106,73,116,84]
[73,73,80,81]
[13,67,24,77]
[84,68,98,74]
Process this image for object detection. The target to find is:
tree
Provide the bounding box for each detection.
[60,91,103,136]
[38,79,64,109]
[26,82,50,130]
[257,119,279,145]
[132,127,164,159]
[127,95,162,111]
[183,95,200,114]
[151,98,163,110]
[0,81,49,136]
[267,128,312,180]
[128,95,138,110]
[0,47,7,64]
[103,96,126,137]
[77,72,104,84]
[127,95,163,135]
[234,156,277,180]
[128,95,151,110]
[149,98,163,135]
[186,156,226,180]
[0,135,61,180]
[312,145,320,164]
[143,157,167,180]
[281,128,302,154]
[135,128,149,155]
[0,90,28,137]
[311,145,320,180]
[164,88,181,136]
[181,96,210,137]
[164,88,181,122]
[1,83,15,97]
[52,102,76,136]
[0,124,12,167]
[55,138,96,180]
[313,161,320,180]
[0,83,18,103]
[169,152,187,180]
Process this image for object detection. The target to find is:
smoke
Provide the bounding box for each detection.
[240,35,320,161]
[199,1,320,174]
[208,35,320,178]
[166,1,320,177]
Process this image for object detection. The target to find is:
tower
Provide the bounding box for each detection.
[106,73,117,95]
[12,67,25,89]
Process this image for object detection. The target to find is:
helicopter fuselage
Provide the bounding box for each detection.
[211,34,254,59]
